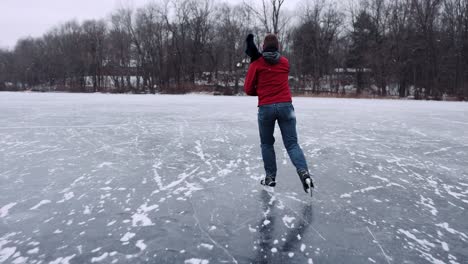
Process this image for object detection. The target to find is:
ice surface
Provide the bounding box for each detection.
[0,92,467,263]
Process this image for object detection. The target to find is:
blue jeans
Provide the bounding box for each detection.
[257,102,308,178]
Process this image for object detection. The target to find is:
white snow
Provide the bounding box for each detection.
[199,243,213,250]
[131,213,153,227]
[398,229,435,250]
[0,203,16,217]
[136,240,147,251]
[0,247,16,262]
[371,175,390,182]
[97,162,114,168]
[418,195,438,216]
[441,242,449,251]
[83,206,92,215]
[91,252,108,263]
[30,200,51,210]
[57,192,74,203]
[301,244,306,252]
[184,259,209,264]
[282,215,295,228]
[131,203,159,227]
[49,254,76,264]
[120,232,135,242]
[27,248,39,254]
[436,223,468,241]
[340,186,384,198]
[12,256,28,264]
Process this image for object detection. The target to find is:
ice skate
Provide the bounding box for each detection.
[298,170,314,196]
[260,175,276,187]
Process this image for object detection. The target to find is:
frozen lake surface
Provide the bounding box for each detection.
[1,92,467,264]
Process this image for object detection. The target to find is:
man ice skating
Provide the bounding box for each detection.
[244,34,314,194]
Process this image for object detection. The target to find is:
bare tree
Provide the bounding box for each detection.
[292,0,343,93]
[107,12,133,92]
[243,0,289,35]
[441,0,468,98]
[82,20,107,92]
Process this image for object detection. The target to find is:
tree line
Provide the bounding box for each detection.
[0,0,467,100]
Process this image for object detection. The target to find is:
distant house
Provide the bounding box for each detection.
[334,68,372,73]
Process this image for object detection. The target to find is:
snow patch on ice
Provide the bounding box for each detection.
[49,254,76,264]
[218,169,232,177]
[300,244,306,252]
[83,206,92,215]
[97,162,114,168]
[136,240,147,251]
[0,246,16,262]
[282,215,295,228]
[71,176,85,186]
[26,248,39,254]
[152,161,164,190]
[436,222,468,241]
[184,258,209,264]
[194,140,206,160]
[131,203,159,227]
[418,195,438,216]
[12,256,28,264]
[340,186,384,198]
[131,213,153,227]
[371,175,389,182]
[30,200,51,210]
[91,252,108,263]
[199,243,214,250]
[57,192,74,203]
[120,232,135,242]
[441,241,449,251]
[0,202,16,217]
[398,229,435,250]
[424,147,451,155]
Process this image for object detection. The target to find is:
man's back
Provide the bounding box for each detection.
[244,56,292,106]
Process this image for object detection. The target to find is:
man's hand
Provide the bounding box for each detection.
[245,34,262,63]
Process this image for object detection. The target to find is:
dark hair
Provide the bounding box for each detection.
[263,34,279,50]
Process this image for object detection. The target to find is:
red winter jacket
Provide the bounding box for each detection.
[244,56,292,106]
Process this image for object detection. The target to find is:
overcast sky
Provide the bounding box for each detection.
[0,0,305,50]
[0,0,146,49]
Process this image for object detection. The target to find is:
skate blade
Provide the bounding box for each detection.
[305,178,313,197]
[262,186,275,193]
